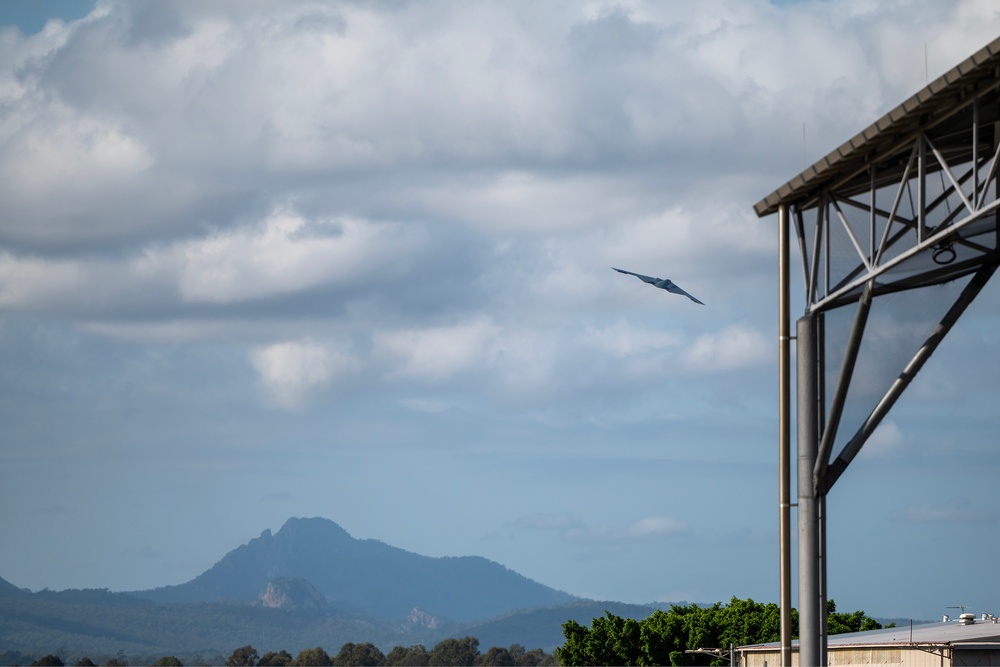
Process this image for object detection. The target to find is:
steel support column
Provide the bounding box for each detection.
[778,204,792,667]
[797,314,822,667]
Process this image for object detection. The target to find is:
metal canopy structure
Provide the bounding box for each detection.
[755,35,1000,667]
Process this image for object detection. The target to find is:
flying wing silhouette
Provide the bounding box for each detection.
[613,267,705,305]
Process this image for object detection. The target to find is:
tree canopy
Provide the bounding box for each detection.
[259,650,294,666]
[22,638,557,667]
[557,597,884,666]
[292,646,333,666]
[153,658,183,667]
[227,645,260,667]
[332,642,385,666]
[382,645,429,667]
[428,637,480,666]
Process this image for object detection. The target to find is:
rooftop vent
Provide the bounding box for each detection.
[960,613,976,625]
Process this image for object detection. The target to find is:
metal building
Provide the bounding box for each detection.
[738,614,1000,667]
[755,35,1000,665]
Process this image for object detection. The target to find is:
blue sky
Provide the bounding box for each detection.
[2,0,1000,623]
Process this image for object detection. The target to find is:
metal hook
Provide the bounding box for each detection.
[933,242,957,265]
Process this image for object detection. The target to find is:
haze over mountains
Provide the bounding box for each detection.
[136,516,576,620]
[0,517,659,657]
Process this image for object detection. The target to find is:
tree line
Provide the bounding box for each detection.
[14,597,889,667]
[556,597,887,666]
[19,637,556,667]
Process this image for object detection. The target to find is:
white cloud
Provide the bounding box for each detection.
[176,207,421,304]
[682,323,770,372]
[564,517,690,543]
[408,172,650,234]
[0,105,157,245]
[858,420,905,460]
[582,322,683,359]
[249,339,359,411]
[0,206,424,314]
[7,0,1000,614]
[628,516,689,538]
[375,317,502,383]
[511,512,689,542]
[0,252,85,309]
[1,109,152,197]
[82,319,243,344]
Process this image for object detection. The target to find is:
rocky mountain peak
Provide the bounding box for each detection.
[404,607,443,630]
[256,577,328,612]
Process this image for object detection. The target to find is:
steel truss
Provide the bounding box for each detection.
[789,78,1000,666]
[798,90,1000,489]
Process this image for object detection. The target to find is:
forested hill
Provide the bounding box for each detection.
[134,516,576,621]
[0,576,27,597]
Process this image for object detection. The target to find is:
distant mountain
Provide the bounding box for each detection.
[0,575,28,598]
[0,517,616,658]
[135,516,576,621]
[0,589,436,659]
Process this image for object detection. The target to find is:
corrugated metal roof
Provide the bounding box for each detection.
[741,618,1000,651]
[826,618,1000,647]
[754,35,1000,218]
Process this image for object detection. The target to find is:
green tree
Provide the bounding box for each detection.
[332,643,384,666]
[827,599,884,635]
[556,619,589,665]
[557,612,643,666]
[292,647,332,667]
[31,656,65,667]
[638,608,688,666]
[383,645,429,666]
[75,660,96,667]
[591,612,642,665]
[258,650,294,666]
[153,658,183,667]
[429,637,479,666]
[509,646,555,666]
[559,598,883,666]
[475,646,514,666]
[716,597,784,648]
[226,646,259,667]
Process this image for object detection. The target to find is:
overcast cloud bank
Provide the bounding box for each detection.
[3,0,1000,621]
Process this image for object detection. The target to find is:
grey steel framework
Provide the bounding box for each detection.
[755,35,1000,666]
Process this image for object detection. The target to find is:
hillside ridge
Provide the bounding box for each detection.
[133,516,576,621]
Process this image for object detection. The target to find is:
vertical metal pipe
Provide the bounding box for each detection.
[823,202,830,297]
[819,493,828,662]
[797,314,820,667]
[778,204,792,667]
[817,313,828,666]
[870,167,876,263]
[974,99,979,203]
[918,136,926,243]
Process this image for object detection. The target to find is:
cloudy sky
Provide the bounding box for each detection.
[3,0,1000,623]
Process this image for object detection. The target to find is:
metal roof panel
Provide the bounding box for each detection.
[741,618,1000,651]
[755,35,1000,217]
